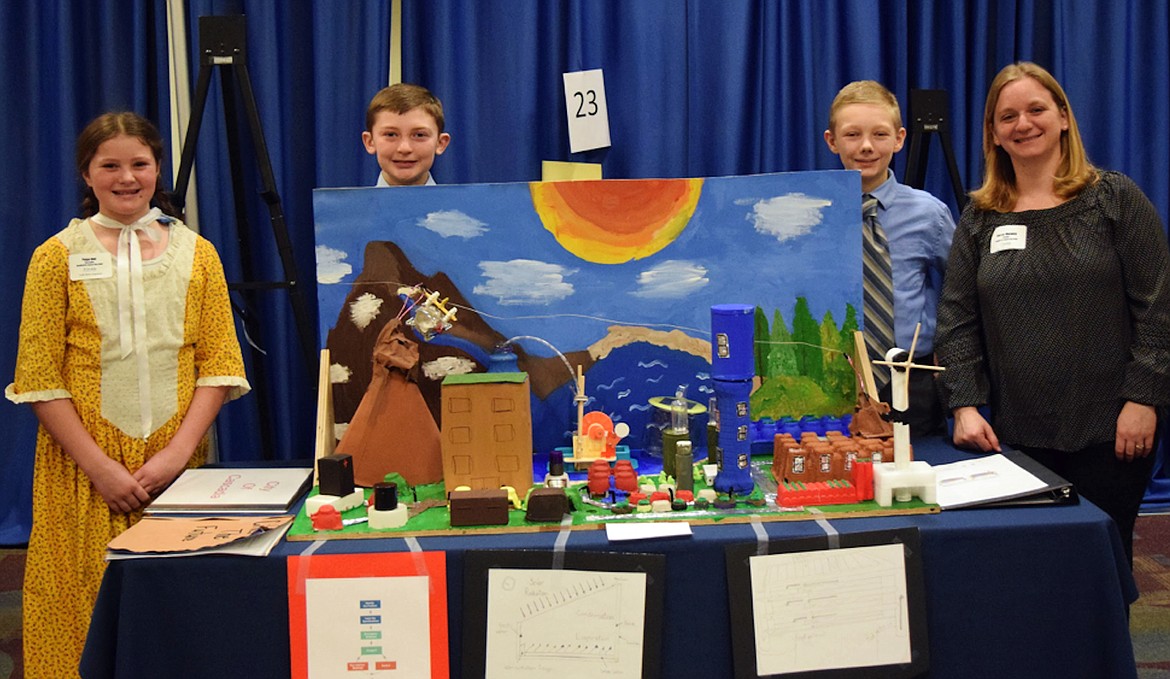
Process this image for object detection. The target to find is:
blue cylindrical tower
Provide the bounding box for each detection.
[710,304,755,494]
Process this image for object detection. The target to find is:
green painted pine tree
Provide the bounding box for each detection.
[754,306,770,378]
[821,310,854,406]
[768,309,797,376]
[792,298,823,383]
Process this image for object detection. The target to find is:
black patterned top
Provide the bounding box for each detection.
[936,171,1170,451]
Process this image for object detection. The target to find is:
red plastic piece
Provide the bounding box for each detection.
[613,460,638,492]
[775,479,861,508]
[587,458,612,496]
[850,461,874,501]
[311,505,343,530]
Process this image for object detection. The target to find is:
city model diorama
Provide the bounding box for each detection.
[292,175,939,539]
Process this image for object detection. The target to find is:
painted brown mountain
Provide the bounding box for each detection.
[326,241,594,431]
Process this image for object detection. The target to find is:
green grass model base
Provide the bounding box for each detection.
[287,462,936,541]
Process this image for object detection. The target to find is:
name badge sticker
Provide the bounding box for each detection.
[69,252,113,280]
[990,224,1027,253]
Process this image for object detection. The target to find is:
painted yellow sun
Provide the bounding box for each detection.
[530,178,704,264]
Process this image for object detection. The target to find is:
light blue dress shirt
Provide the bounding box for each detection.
[375,172,437,187]
[867,171,956,355]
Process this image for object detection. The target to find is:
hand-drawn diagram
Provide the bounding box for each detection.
[749,543,910,675]
[484,568,647,678]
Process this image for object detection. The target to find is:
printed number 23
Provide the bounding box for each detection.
[574,90,598,118]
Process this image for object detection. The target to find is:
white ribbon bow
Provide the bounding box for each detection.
[90,208,166,437]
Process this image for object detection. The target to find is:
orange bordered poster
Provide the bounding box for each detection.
[288,551,449,678]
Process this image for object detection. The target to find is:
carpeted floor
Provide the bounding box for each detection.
[1135,513,1170,678]
[0,514,1168,677]
[0,548,22,679]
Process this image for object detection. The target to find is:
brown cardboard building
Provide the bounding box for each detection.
[440,372,534,496]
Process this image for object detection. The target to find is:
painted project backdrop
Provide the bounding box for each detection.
[314,171,862,457]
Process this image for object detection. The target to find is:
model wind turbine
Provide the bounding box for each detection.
[870,324,944,506]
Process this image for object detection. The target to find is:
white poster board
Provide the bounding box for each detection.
[304,576,432,676]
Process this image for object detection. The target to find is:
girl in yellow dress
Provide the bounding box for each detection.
[5,112,250,677]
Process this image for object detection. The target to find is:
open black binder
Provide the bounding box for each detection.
[985,450,1077,506]
[943,449,1078,509]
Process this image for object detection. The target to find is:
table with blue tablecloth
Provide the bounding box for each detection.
[81,438,1138,679]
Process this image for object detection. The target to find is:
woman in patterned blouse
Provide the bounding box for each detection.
[936,62,1170,564]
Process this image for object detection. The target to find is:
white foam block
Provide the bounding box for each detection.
[305,488,366,515]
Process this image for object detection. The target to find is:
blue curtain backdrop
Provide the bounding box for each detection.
[2,0,1169,544]
[0,1,173,544]
[179,0,392,467]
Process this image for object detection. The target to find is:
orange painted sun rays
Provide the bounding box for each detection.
[530,178,704,264]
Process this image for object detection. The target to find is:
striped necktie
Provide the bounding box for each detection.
[862,194,894,389]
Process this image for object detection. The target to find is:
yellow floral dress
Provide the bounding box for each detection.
[5,217,249,678]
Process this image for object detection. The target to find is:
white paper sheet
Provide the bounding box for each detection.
[749,543,911,674]
[933,453,1048,509]
[304,576,431,678]
[484,568,647,679]
[562,69,611,153]
[605,521,692,541]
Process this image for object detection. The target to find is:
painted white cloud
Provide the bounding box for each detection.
[739,193,831,241]
[473,259,576,306]
[632,259,710,299]
[417,209,487,238]
[348,292,384,330]
[329,363,352,384]
[422,355,478,381]
[316,245,352,284]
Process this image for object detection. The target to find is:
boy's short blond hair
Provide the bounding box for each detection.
[365,83,445,134]
[827,81,902,133]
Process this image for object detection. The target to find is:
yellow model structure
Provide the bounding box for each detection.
[566,365,630,469]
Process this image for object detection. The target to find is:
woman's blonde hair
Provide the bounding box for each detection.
[969,62,1097,212]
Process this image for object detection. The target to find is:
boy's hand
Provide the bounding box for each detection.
[90,457,152,513]
[951,406,1001,452]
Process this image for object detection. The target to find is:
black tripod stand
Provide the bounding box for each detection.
[171,15,316,459]
[903,89,967,211]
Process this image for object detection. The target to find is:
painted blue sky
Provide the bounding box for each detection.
[313,171,862,356]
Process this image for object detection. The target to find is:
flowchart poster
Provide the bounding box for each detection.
[288,552,449,678]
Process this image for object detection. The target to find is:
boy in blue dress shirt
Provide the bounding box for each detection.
[824,80,956,435]
[362,83,451,187]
